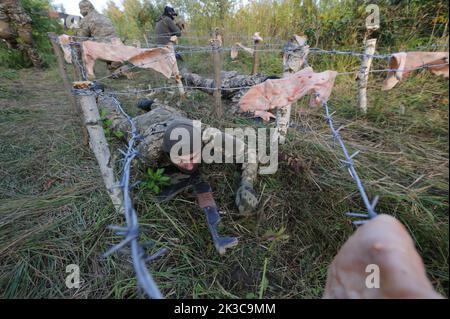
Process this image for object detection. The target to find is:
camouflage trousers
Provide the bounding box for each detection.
[182,70,268,100]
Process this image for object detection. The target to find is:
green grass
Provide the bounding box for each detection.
[0,41,448,299]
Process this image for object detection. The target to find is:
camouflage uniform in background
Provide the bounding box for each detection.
[77,0,117,40]
[0,0,43,68]
[76,0,122,72]
[154,6,182,46]
[183,38,308,141]
[98,96,259,215]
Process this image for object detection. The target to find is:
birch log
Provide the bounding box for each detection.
[357,38,377,114]
[211,28,224,117]
[48,32,78,114]
[277,35,310,144]
[167,36,185,97]
[76,90,124,214]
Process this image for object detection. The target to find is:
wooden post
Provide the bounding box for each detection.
[252,32,263,75]
[168,36,185,97]
[357,38,377,114]
[211,28,223,117]
[48,32,78,114]
[75,88,124,214]
[70,41,86,81]
[69,39,90,145]
[277,35,309,144]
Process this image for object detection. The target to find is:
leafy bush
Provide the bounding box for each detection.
[0,0,62,68]
[140,168,171,194]
[100,109,125,140]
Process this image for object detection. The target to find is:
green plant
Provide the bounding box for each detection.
[1,0,63,69]
[140,168,171,194]
[100,109,124,139]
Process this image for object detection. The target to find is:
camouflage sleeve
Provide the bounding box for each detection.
[202,127,259,214]
[182,71,268,100]
[137,132,165,165]
[202,127,258,187]
[165,17,181,37]
[77,16,91,37]
[182,71,215,94]
[233,133,258,187]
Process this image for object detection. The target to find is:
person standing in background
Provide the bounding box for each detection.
[154,6,182,46]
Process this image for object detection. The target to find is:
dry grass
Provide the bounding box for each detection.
[0,45,448,298]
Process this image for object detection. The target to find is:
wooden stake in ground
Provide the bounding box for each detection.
[252,32,263,75]
[167,36,185,97]
[211,28,224,117]
[73,84,124,214]
[70,41,86,81]
[48,32,78,114]
[277,35,309,144]
[69,39,90,145]
[358,7,380,114]
[49,33,88,145]
[357,38,377,114]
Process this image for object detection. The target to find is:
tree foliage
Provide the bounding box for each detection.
[103,0,448,49]
[0,0,62,68]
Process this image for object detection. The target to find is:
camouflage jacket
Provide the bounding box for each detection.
[154,15,181,45]
[99,97,258,187]
[77,8,117,39]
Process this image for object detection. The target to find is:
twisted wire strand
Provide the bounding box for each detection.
[319,95,379,224]
[102,93,166,299]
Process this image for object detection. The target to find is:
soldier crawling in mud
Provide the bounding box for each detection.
[0,0,43,68]
[99,95,263,255]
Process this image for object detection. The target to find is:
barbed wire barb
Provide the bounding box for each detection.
[320,94,379,223]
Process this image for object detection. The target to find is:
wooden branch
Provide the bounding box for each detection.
[211,28,224,117]
[48,32,77,114]
[252,32,263,75]
[277,35,310,144]
[75,90,124,214]
[357,38,377,114]
[168,36,185,97]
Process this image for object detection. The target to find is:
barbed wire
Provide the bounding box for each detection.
[94,62,449,97]
[54,26,449,297]
[59,34,448,60]
[69,42,88,81]
[67,41,166,298]
[319,95,378,224]
[101,92,167,299]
